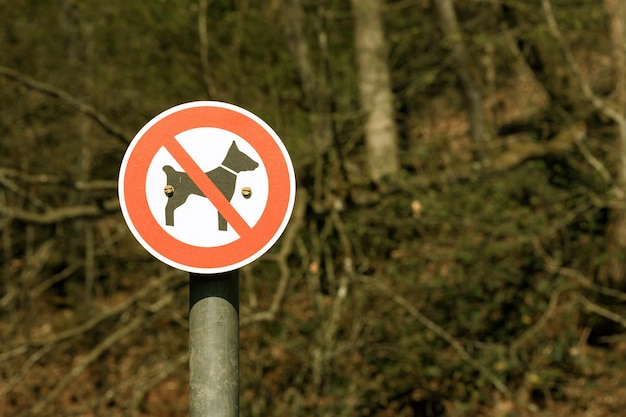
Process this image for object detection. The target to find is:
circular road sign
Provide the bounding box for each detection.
[118,101,296,273]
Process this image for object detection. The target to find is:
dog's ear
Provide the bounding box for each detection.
[225,141,239,158]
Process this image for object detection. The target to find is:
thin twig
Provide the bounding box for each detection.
[12,272,181,349]
[533,237,626,302]
[574,135,612,182]
[27,279,179,414]
[578,295,626,328]
[509,286,570,360]
[123,352,189,417]
[360,276,512,398]
[30,317,144,414]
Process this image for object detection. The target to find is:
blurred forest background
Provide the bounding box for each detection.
[2,0,626,416]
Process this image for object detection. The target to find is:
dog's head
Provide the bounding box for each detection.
[222,141,259,173]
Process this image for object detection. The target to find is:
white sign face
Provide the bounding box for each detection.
[118,101,296,273]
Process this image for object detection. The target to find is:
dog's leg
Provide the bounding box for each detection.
[165,199,176,226]
[164,193,187,227]
[207,167,236,232]
[218,212,227,231]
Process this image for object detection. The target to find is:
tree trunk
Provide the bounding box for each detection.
[602,0,626,286]
[350,0,400,183]
[435,0,488,160]
[282,0,335,204]
[61,0,97,303]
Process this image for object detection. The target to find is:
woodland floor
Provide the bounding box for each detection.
[103,343,626,416]
[476,344,626,417]
[48,342,626,416]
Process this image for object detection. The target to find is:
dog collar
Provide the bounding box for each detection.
[220,164,238,176]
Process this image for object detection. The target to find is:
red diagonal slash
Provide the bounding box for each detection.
[162,135,252,236]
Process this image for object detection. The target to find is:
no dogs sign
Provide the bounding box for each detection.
[118,101,296,273]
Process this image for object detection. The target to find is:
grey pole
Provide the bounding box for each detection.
[189,270,239,417]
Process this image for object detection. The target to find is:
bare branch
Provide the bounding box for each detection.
[574,135,612,182]
[26,274,181,414]
[0,65,131,144]
[123,352,188,417]
[579,295,626,328]
[489,122,587,172]
[541,0,626,129]
[27,272,183,348]
[509,286,570,360]
[0,167,117,190]
[533,236,626,302]
[241,190,306,325]
[360,275,512,399]
[1,198,120,224]
[30,316,144,414]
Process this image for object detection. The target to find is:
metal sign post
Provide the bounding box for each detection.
[189,271,239,417]
[118,101,295,416]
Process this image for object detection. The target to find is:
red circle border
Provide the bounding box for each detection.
[119,102,295,272]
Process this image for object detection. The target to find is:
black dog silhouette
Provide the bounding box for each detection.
[162,141,259,230]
